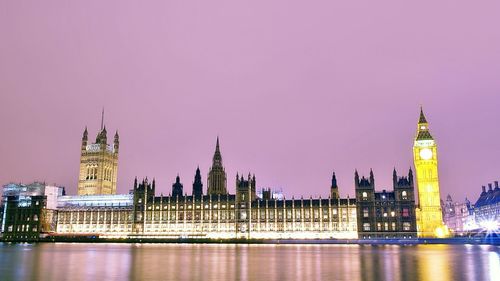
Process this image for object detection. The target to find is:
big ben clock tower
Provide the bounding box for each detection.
[413,107,447,238]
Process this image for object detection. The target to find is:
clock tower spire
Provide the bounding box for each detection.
[412,107,447,237]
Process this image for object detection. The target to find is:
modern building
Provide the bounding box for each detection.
[77,112,119,195]
[355,169,418,239]
[1,182,64,241]
[413,108,447,237]
[473,181,500,230]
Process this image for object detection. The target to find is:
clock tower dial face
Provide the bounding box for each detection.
[419,148,433,160]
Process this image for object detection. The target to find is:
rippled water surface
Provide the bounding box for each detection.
[0,243,498,281]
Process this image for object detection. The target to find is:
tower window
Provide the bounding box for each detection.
[402,208,410,217]
[403,222,411,231]
[402,191,408,200]
[363,208,369,218]
[362,192,368,200]
[363,223,370,231]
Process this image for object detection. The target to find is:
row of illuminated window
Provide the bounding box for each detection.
[361,191,409,200]
[85,165,114,181]
[9,214,39,222]
[58,211,131,222]
[141,207,355,218]
[362,222,412,231]
[246,222,357,232]
[5,224,38,233]
[141,209,356,222]
[56,223,357,233]
[56,209,357,223]
[141,202,236,209]
[362,208,411,218]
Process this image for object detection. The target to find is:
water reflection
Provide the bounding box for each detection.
[0,243,498,281]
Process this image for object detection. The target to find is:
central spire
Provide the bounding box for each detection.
[213,136,223,167]
[207,136,227,195]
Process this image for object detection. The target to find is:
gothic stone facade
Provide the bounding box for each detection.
[55,177,357,239]
[77,126,119,196]
[355,169,418,239]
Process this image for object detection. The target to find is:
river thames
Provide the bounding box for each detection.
[0,243,498,281]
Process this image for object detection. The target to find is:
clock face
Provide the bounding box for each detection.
[419,148,433,160]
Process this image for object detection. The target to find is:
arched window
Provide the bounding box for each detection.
[363,223,370,231]
[402,191,408,200]
[362,192,368,199]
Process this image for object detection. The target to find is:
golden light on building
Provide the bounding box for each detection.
[77,111,119,196]
[413,107,447,238]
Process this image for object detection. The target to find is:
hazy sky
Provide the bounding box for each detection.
[1,1,500,202]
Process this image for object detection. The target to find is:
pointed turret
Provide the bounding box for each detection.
[408,168,414,184]
[331,171,339,199]
[369,169,375,186]
[331,172,338,188]
[192,166,203,198]
[172,175,183,197]
[82,127,88,150]
[113,130,119,153]
[83,127,88,139]
[393,168,398,186]
[355,170,360,186]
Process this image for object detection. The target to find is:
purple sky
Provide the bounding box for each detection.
[1,1,500,202]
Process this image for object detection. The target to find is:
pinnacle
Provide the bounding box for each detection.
[419,107,428,124]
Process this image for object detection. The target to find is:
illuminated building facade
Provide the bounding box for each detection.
[1,182,65,241]
[473,182,500,230]
[55,193,134,235]
[1,108,453,241]
[77,113,119,195]
[355,169,418,239]
[53,140,358,240]
[442,195,474,235]
[55,173,358,240]
[413,108,446,237]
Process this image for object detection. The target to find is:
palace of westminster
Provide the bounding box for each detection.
[1,109,453,241]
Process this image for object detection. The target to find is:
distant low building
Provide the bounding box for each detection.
[442,195,474,235]
[474,181,500,230]
[257,188,284,201]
